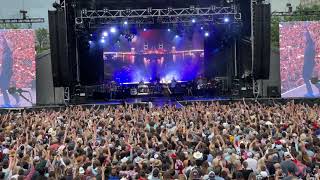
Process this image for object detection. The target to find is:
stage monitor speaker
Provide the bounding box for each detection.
[253,4,271,80]
[267,86,280,98]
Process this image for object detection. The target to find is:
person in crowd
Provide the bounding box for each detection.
[0,99,320,179]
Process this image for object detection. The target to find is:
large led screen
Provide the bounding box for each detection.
[280,21,320,98]
[0,30,36,107]
[103,29,204,84]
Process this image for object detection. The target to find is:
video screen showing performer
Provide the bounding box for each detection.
[280,21,320,98]
[103,29,204,84]
[0,30,36,107]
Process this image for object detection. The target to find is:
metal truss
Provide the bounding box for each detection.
[76,6,239,22]
[252,79,260,98]
[63,87,70,104]
[272,11,320,17]
[0,18,44,24]
[159,15,241,24]
[85,17,155,28]
[60,0,65,8]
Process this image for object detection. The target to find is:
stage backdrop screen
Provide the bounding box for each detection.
[104,29,204,83]
[0,30,36,107]
[280,21,320,98]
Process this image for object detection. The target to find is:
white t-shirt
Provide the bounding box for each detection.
[245,158,258,171]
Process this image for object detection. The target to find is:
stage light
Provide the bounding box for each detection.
[224,17,230,23]
[189,5,196,11]
[100,39,105,43]
[124,21,128,25]
[192,19,196,23]
[103,31,108,37]
[205,32,210,37]
[200,27,204,30]
[90,34,93,37]
[143,28,147,32]
[167,28,171,32]
[89,40,92,44]
[175,35,179,38]
[110,27,117,33]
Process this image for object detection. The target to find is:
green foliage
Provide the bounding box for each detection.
[271,5,320,50]
[0,24,50,54]
[0,23,21,29]
[35,28,50,54]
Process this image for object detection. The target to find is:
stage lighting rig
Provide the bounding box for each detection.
[0,9,45,25]
[125,8,132,14]
[189,5,196,12]
[81,9,88,15]
[103,8,109,13]
[286,3,293,13]
[52,2,62,9]
[75,5,241,30]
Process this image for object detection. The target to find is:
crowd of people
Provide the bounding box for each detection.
[0,30,36,89]
[280,22,320,94]
[0,100,320,180]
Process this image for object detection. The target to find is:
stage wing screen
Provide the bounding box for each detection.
[104,29,204,84]
[0,29,36,107]
[280,21,320,98]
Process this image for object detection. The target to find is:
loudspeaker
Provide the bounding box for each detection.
[48,11,61,87]
[267,86,280,97]
[48,8,77,87]
[253,4,271,80]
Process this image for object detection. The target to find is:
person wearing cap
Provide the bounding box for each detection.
[281,152,298,176]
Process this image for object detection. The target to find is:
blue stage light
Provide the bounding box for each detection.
[175,35,179,38]
[100,39,105,43]
[192,19,196,23]
[143,28,147,32]
[103,31,108,37]
[110,27,117,33]
[224,17,230,23]
[200,27,204,30]
[205,32,209,37]
[167,28,171,32]
[124,21,128,25]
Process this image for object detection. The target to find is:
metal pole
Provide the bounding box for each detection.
[75,36,80,83]
[234,39,237,77]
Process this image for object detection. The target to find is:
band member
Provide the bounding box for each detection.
[139,79,144,86]
[303,29,320,97]
[170,77,177,94]
[187,82,193,96]
[109,81,117,99]
[0,35,15,106]
[163,83,171,97]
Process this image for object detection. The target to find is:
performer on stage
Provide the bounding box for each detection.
[109,81,117,99]
[170,77,177,95]
[0,35,19,106]
[303,29,320,97]
[163,83,171,97]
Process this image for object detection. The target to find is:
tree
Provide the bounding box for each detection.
[35,28,50,54]
[271,5,320,51]
[0,23,21,29]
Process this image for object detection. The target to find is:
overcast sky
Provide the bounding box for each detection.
[0,0,301,28]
